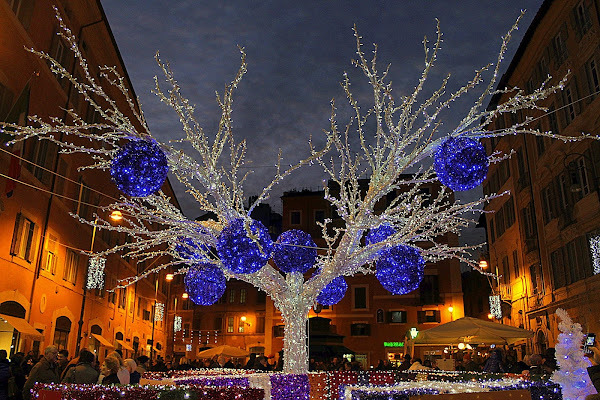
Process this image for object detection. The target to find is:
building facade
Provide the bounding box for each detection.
[0,0,178,362]
[482,0,600,355]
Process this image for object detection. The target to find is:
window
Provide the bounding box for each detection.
[107,278,116,304]
[118,289,127,309]
[536,135,546,157]
[214,317,223,331]
[227,317,234,333]
[489,219,495,244]
[376,309,384,323]
[553,29,569,66]
[417,310,441,323]
[239,289,246,304]
[586,57,600,98]
[290,211,301,225]
[314,210,325,224]
[52,316,71,351]
[6,0,35,29]
[548,104,559,134]
[256,290,266,304]
[10,213,36,261]
[256,316,265,334]
[504,199,515,230]
[522,202,536,239]
[143,309,151,321]
[389,310,407,324]
[530,264,544,294]
[573,1,592,39]
[43,234,58,275]
[273,325,284,337]
[229,289,235,303]
[541,185,554,224]
[513,250,520,277]
[48,27,73,91]
[353,286,367,309]
[569,158,591,198]
[137,297,143,317]
[63,249,79,284]
[238,317,245,333]
[420,275,440,304]
[562,84,579,125]
[350,323,370,336]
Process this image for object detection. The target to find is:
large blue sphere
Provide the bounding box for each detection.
[317,276,348,305]
[184,262,226,306]
[366,225,396,246]
[216,218,273,274]
[175,236,206,261]
[273,230,318,273]
[433,136,488,191]
[110,139,169,197]
[376,245,425,295]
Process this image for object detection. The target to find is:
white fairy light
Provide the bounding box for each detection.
[489,294,502,319]
[4,8,598,374]
[86,257,106,290]
[589,235,600,275]
[154,302,164,322]
[174,315,182,333]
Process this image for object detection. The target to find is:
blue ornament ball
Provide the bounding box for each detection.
[216,218,273,274]
[110,139,169,197]
[273,230,318,273]
[433,136,489,191]
[376,245,425,295]
[317,276,348,306]
[366,224,396,246]
[184,262,226,306]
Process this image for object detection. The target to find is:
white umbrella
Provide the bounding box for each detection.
[197,345,249,358]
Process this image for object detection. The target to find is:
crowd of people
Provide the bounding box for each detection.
[3,345,600,400]
[0,345,151,400]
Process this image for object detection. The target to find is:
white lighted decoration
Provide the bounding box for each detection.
[86,257,106,290]
[174,315,182,333]
[6,8,597,374]
[154,302,164,322]
[409,327,419,339]
[589,235,600,275]
[489,294,502,319]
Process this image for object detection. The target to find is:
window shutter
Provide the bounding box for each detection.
[10,213,22,255]
[571,7,582,40]
[417,311,424,324]
[434,310,441,323]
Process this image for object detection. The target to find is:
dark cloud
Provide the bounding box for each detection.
[102,0,543,249]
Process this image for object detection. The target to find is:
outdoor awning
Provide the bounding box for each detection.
[91,333,115,348]
[0,314,43,339]
[116,339,134,351]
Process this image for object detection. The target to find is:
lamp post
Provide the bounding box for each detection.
[448,306,454,321]
[150,275,159,363]
[74,210,122,356]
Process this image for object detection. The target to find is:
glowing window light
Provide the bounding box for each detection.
[154,302,164,322]
[589,235,600,275]
[489,294,502,319]
[174,315,182,332]
[86,257,106,290]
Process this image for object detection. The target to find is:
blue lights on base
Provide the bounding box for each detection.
[110,139,169,197]
[376,244,425,295]
[216,218,273,274]
[316,276,348,305]
[184,262,226,306]
[433,136,488,191]
[273,230,318,273]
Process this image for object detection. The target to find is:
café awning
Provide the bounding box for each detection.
[0,314,43,339]
[116,339,134,351]
[91,333,115,348]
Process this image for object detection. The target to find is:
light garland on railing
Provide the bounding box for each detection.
[86,257,105,290]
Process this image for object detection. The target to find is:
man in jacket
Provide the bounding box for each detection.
[22,346,59,400]
[61,350,98,384]
[0,350,10,400]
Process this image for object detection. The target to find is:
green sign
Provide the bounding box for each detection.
[383,341,404,347]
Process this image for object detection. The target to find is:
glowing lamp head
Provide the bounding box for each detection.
[109,210,123,221]
[458,342,465,350]
[488,313,494,320]
[166,273,174,282]
[448,306,454,313]
[241,316,247,322]
[182,292,189,299]
[479,259,489,269]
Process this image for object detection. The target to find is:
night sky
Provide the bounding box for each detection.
[100,1,544,249]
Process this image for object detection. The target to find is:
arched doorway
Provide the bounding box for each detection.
[53,316,71,351]
[0,301,27,357]
[89,325,102,356]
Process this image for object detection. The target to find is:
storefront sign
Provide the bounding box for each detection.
[383,341,404,347]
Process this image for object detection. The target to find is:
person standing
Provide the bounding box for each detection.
[0,350,10,400]
[22,346,59,400]
[61,350,98,384]
[55,350,69,380]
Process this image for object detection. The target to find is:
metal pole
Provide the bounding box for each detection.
[150,276,158,362]
[74,218,98,356]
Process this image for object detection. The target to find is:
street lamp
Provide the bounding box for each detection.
[74,209,122,356]
[448,306,454,321]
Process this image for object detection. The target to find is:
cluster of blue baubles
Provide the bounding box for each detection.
[111,135,487,306]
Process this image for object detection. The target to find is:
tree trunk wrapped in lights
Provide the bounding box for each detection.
[3,9,596,374]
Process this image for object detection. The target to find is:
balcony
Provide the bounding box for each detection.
[528,293,545,310]
[498,283,512,301]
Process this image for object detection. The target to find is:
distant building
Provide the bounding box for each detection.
[0,0,178,361]
[482,0,600,354]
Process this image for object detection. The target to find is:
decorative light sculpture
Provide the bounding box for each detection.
[86,256,106,290]
[433,136,489,191]
[273,230,318,273]
[216,218,273,274]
